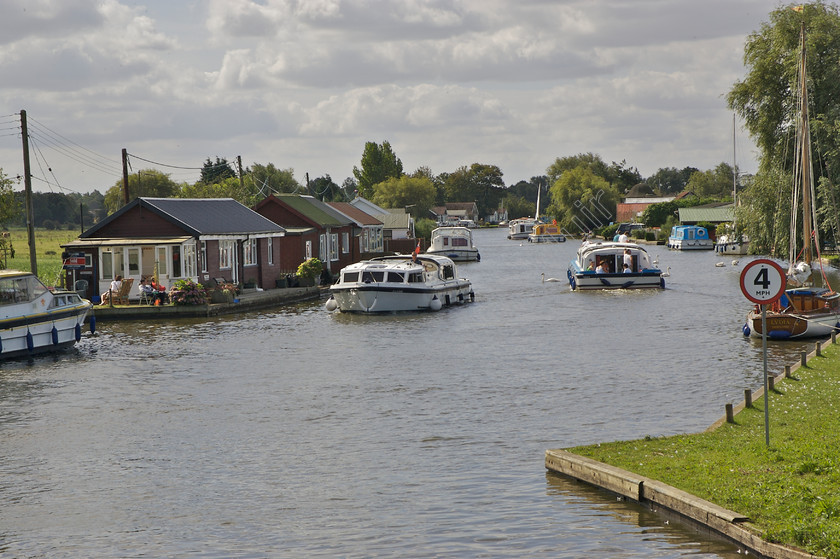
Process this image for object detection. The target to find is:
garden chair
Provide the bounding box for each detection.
[114,278,133,305]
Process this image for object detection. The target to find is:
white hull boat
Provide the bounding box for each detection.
[507,218,535,240]
[326,254,474,313]
[568,241,666,291]
[0,271,93,359]
[715,235,750,255]
[427,226,480,261]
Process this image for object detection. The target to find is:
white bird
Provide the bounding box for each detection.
[541,273,563,283]
[732,259,740,266]
[661,267,671,277]
[715,262,726,267]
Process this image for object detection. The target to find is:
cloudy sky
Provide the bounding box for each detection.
[0,0,785,195]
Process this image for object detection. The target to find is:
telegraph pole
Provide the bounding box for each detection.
[122,148,130,204]
[20,110,37,275]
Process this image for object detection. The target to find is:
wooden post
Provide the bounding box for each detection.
[725,403,734,423]
[121,148,130,205]
[785,364,792,378]
[801,351,807,366]
[816,341,822,356]
[744,389,752,408]
[20,110,37,276]
[832,331,837,344]
[769,375,775,392]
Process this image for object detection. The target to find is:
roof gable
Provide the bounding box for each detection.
[257,194,353,227]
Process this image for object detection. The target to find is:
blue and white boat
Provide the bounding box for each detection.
[0,270,93,359]
[667,225,714,250]
[568,241,666,291]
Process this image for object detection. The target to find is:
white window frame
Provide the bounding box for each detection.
[182,242,197,279]
[341,232,349,254]
[200,241,208,273]
[330,233,339,261]
[305,240,312,260]
[219,240,234,270]
[243,238,258,267]
[267,237,274,266]
[319,234,327,261]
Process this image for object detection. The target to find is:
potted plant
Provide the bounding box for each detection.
[296,258,323,287]
[169,279,208,306]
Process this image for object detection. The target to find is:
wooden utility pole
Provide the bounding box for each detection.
[237,155,244,191]
[121,148,130,205]
[20,110,37,275]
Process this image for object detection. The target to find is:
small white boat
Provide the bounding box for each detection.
[426,226,480,262]
[567,241,666,291]
[0,270,93,359]
[715,233,750,255]
[667,225,714,250]
[507,218,536,240]
[325,254,474,313]
[528,222,566,243]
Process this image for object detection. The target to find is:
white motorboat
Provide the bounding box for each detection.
[667,225,714,250]
[325,254,474,313]
[567,241,666,291]
[0,270,93,359]
[426,226,480,261]
[507,217,535,240]
[528,222,566,243]
[715,233,750,255]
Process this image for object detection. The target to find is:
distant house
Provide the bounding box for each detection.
[615,183,675,223]
[430,202,480,225]
[326,202,384,257]
[348,196,416,252]
[254,194,356,274]
[61,197,286,300]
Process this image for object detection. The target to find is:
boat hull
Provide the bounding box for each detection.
[528,234,566,243]
[426,248,480,262]
[714,242,749,255]
[745,309,839,340]
[329,281,474,313]
[0,303,91,359]
[667,239,714,250]
[570,271,664,290]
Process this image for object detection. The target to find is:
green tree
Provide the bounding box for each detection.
[249,163,301,196]
[353,141,403,199]
[309,175,346,202]
[646,167,697,194]
[728,3,840,255]
[546,167,620,232]
[502,194,535,220]
[200,157,237,185]
[546,153,610,186]
[103,169,181,214]
[441,163,505,217]
[607,159,643,194]
[179,176,262,207]
[641,201,679,228]
[685,163,736,198]
[0,169,20,226]
[371,176,436,219]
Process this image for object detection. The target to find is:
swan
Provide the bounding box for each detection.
[715,262,726,267]
[541,273,563,283]
[732,260,740,266]
[661,267,671,277]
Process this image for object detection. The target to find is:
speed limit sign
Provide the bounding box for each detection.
[739,259,786,304]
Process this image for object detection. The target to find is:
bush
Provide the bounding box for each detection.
[296,258,323,282]
[169,279,207,305]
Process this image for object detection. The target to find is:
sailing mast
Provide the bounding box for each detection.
[798,22,814,268]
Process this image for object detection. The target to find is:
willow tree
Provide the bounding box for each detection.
[727,2,840,256]
[546,167,619,233]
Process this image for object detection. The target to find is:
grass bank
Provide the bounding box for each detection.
[1,227,79,287]
[570,343,840,558]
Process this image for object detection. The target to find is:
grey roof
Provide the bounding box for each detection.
[678,205,734,224]
[83,197,285,238]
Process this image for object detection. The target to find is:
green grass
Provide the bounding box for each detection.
[1,227,80,287]
[570,343,840,558]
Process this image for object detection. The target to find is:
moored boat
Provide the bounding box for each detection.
[528,222,566,243]
[325,254,474,313]
[426,226,480,261]
[0,270,93,359]
[568,241,666,291]
[667,225,714,250]
[507,217,535,240]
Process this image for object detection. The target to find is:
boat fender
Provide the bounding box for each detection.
[445,294,451,306]
[75,322,82,342]
[51,325,59,346]
[0,336,3,353]
[660,278,665,289]
[430,295,442,311]
[324,296,338,312]
[469,291,475,302]
[458,293,464,302]
[89,315,97,334]
[26,330,34,352]
[476,253,481,262]
[742,323,751,337]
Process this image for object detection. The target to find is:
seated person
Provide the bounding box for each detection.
[138,278,155,302]
[149,279,167,304]
[595,262,608,273]
[100,275,122,305]
[622,263,632,273]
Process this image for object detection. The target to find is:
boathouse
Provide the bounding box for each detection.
[61,197,286,301]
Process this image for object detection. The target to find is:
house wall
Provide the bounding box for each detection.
[89,206,187,237]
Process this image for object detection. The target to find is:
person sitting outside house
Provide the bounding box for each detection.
[100,275,122,305]
[138,277,156,304]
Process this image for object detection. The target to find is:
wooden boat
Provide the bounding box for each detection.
[426,226,480,261]
[745,22,840,340]
[0,270,92,359]
[567,241,666,291]
[325,254,474,313]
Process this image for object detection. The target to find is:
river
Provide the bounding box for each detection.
[0,227,823,558]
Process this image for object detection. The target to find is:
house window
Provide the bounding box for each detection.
[244,238,258,266]
[330,233,339,261]
[267,238,274,266]
[100,247,125,280]
[219,240,234,269]
[319,234,327,261]
[200,241,207,273]
[156,247,168,276]
[305,240,312,260]
[182,243,197,279]
[127,248,140,275]
[341,232,349,254]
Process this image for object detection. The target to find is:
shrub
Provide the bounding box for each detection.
[168,279,207,305]
[297,258,323,282]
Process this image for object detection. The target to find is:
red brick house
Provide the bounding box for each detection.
[61,197,286,300]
